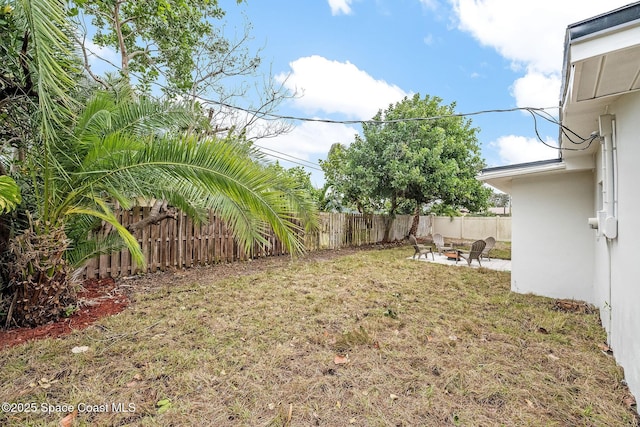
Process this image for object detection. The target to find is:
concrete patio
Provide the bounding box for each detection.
[410,252,511,272]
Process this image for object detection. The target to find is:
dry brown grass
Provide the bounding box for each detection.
[0,246,637,426]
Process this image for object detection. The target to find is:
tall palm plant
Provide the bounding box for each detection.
[3,0,318,326]
[57,86,317,268]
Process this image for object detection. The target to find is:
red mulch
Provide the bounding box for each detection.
[0,278,129,349]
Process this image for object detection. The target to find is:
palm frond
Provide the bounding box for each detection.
[65,230,128,269]
[65,205,144,267]
[0,176,22,214]
[16,0,78,141]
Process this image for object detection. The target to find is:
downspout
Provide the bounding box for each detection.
[599,114,617,337]
[599,114,617,239]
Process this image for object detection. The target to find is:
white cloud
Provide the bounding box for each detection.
[449,0,630,164]
[493,135,558,165]
[448,0,632,107]
[423,34,435,45]
[328,0,353,15]
[257,120,359,186]
[259,121,358,162]
[420,0,439,11]
[511,71,561,109]
[275,55,409,120]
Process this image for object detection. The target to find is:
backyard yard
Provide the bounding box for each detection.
[0,245,637,426]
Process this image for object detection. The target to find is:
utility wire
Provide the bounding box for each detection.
[77,44,595,161]
[254,144,323,169]
[255,146,324,171]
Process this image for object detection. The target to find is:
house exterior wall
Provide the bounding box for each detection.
[598,90,640,400]
[510,171,594,302]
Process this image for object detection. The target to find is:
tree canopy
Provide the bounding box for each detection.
[73,0,239,90]
[321,93,490,237]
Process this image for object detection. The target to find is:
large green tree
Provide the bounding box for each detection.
[1,0,317,327]
[73,0,238,90]
[322,94,490,240]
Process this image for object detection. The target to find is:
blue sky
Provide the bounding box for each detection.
[211,0,631,186]
[85,0,633,187]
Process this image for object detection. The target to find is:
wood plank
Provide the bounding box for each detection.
[141,207,150,273]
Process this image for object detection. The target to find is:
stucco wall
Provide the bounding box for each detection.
[510,171,594,302]
[603,90,640,400]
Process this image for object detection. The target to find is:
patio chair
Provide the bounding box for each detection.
[481,237,496,261]
[457,239,486,267]
[433,233,453,254]
[409,235,434,260]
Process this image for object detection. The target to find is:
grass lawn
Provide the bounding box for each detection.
[0,246,637,426]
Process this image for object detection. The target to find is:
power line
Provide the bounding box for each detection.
[254,144,323,170]
[255,147,323,171]
[78,44,593,157]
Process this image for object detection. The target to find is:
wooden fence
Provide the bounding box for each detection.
[83,209,430,279]
[82,209,510,279]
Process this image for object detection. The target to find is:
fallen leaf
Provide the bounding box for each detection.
[334,355,349,365]
[287,403,293,423]
[156,398,172,414]
[58,409,78,427]
[598,342,613,355]
[623,395,636,408]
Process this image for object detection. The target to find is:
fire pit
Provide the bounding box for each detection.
[443,250,460,261]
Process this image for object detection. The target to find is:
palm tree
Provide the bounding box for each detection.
[3,0,318,327]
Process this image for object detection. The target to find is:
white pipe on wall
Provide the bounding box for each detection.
[599,115,618,239]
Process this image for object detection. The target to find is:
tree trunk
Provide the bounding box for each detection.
[382,196,399,242]
[409,203,421,237]
[6,222,75,327]
[382,215,394,243]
